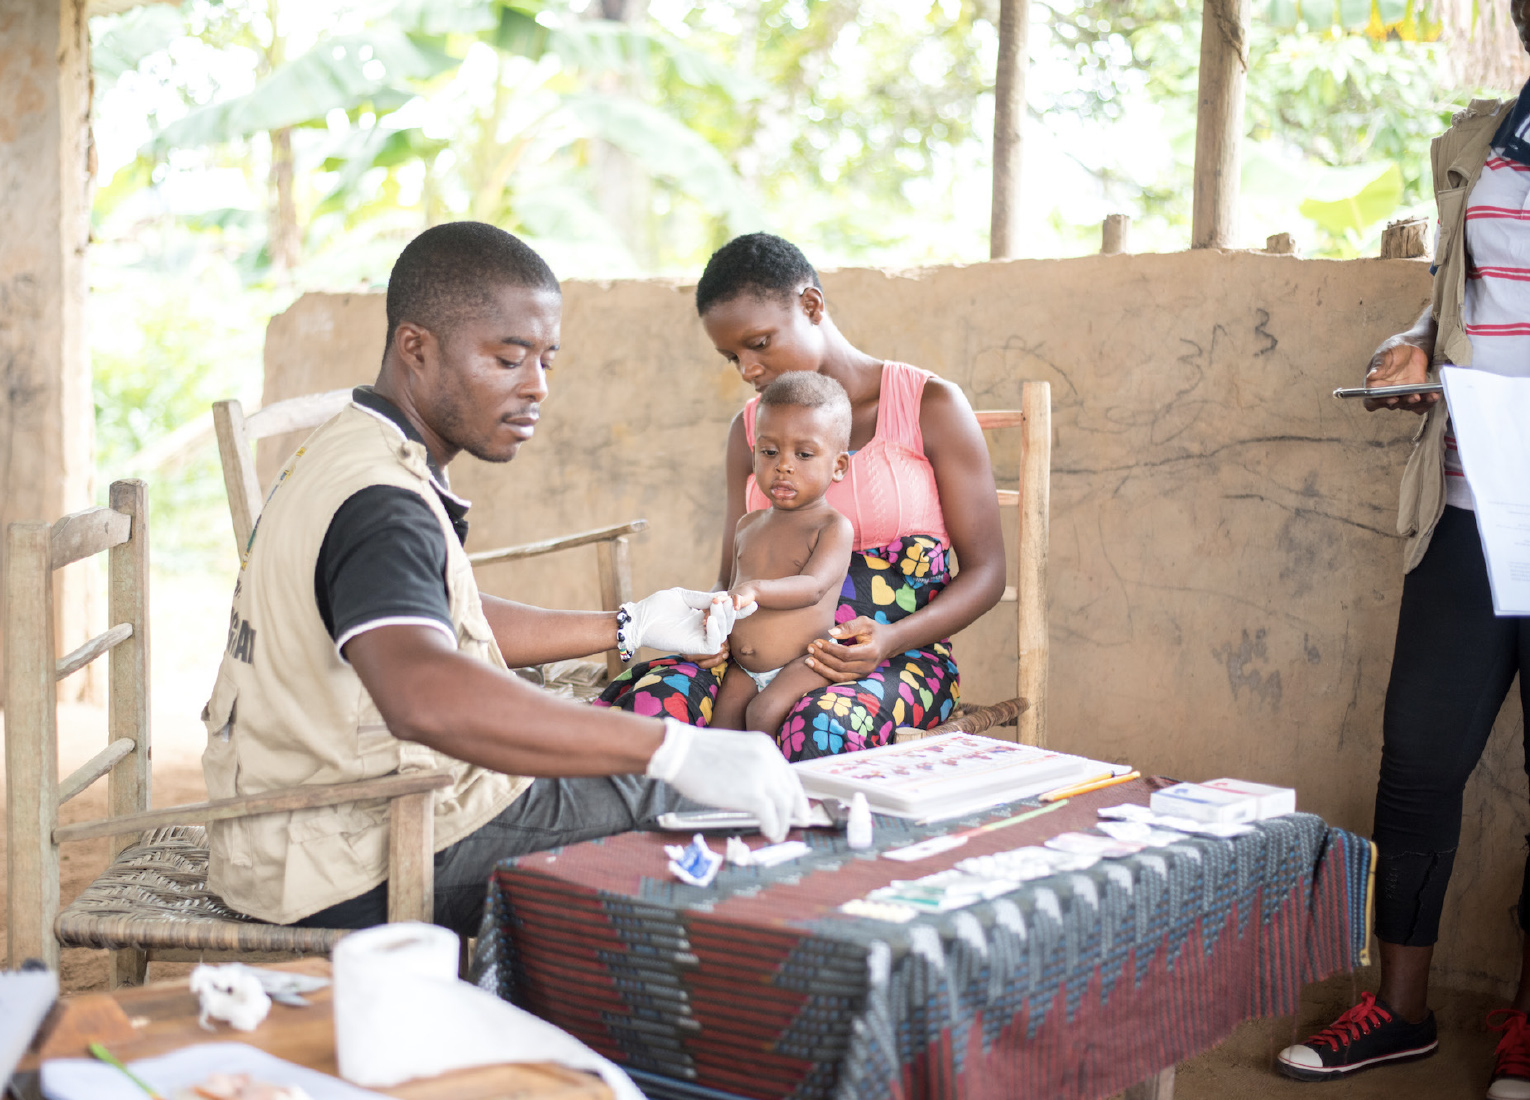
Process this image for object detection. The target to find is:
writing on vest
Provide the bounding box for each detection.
[226,607,257,665]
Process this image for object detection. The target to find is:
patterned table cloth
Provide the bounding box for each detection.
[475,778,1372,1100]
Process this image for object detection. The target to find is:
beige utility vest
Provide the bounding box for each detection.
[201,402,526,924]
[1398,96,1517,572]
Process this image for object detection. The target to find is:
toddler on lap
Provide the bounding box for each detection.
[709,373,853,736]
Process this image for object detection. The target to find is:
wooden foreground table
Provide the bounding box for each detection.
[15,959,610,1100]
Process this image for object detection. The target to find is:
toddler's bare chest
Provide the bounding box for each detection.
[735,518,816,580]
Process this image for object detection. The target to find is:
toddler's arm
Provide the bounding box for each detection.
[730,513,853,612]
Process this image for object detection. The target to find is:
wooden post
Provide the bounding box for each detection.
[597,536,634,681]
[1016,381,1050,747]
[990,0,1029,259]
[6,521,60,970]
[1191,0,1251,248]
[1381,217,1429,259]
[387,790,436,924]
[107,479,150,986]
[1101,214,1131,254]
[213,400,262,556]
[0,0,97,707]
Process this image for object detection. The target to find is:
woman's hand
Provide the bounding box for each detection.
[805,617,894,682]
[1363,334,1438,414]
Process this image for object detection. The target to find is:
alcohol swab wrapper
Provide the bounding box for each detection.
[750,840,811,867]
[725,836,753,866]
[665,833,723,886]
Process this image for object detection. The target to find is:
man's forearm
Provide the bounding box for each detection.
[348,625,661,775]
[481,595,618,665]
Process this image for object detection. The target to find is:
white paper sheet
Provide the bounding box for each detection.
[41,1041,387,1100]
[1441,367,1530,615]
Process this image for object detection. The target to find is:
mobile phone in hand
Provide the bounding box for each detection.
[1332,382,1443,399]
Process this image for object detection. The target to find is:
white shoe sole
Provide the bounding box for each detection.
[1276,1039,1439,1081]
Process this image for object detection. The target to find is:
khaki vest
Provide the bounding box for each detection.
[1398,96,1516,572]
[201,402,526,924]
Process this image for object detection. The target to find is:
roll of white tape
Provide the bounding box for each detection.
[330,921,643,1099]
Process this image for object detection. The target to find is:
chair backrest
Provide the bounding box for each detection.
[975,379,1050,747]
[212,389,353,555]
[5,480,150,972]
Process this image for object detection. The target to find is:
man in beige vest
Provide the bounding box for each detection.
[202,222,806,935]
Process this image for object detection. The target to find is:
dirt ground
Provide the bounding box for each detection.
[0,572,1510,1098]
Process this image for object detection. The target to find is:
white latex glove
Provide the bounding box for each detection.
[646,718,810,843]
[620,588,713,656]
[700,592,757,653]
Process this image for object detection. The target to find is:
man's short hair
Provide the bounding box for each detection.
[758,372,852,450]
[695,232,821,316]
[385,222,560,348]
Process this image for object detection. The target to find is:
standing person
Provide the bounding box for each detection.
[202,221,807,939]
[1277,11,1530,1094]
[598,233,1007,760]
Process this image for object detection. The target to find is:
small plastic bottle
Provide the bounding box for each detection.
[846,792,873,850]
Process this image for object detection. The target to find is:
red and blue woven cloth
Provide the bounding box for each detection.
[475,778,1372,1100]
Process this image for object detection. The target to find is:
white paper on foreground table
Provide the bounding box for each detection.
[332,922,643,1100]
[1440,367,1530,615]
[41,1042,387,1100]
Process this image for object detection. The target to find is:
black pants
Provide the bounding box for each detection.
[294,774,695,936]
[1373,506,1530,946]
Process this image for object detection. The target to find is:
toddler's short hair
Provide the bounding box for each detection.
[758,372,852,451]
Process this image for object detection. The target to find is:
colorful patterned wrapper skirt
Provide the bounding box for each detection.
[594,534,960,760]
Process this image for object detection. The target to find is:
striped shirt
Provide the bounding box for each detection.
[1450,152,1530,509]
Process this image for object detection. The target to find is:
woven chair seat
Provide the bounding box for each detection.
[56,826,346,955]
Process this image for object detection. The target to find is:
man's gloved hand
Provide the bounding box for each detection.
[646,718,810,843]
[699,592,757,654]
[620,588,715,656]
[620,588,757,658]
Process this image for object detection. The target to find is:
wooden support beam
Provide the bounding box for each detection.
[467,520,649,567]
[1016,381,1050,747]
[1381,217,1429,259]
[990,0,1030,259]
[597,536,635,681]
[58,738,137,806]
[54,771,452,844]
[1191,0,1251,249]
[1102,214,1131,254]
[6,521,60,969]
[55,622,132,681]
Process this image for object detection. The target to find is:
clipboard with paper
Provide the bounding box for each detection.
[1439,367,1530,615]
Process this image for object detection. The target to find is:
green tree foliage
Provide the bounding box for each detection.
[1040,0,1472,253]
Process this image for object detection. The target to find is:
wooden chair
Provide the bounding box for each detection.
[894,380,1050,747]
[213,390,646,682]
[4,479,449,985]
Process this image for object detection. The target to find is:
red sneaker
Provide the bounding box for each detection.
[1276,992,1437,1080]
[1488,1008,1530,1100]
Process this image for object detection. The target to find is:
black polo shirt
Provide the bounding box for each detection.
[315,387,469,654]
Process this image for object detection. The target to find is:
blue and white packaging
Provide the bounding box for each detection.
[1201,777,1296,819]
[1149,782,1260,824]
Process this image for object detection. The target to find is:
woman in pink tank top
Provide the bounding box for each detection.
[598,234,1006,759]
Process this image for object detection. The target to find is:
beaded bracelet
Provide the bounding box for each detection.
[614,604,636,663]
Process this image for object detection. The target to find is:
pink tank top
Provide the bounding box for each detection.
[743,361,950,550]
